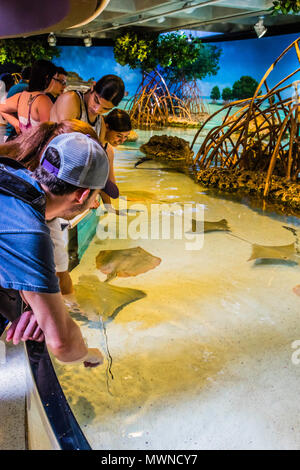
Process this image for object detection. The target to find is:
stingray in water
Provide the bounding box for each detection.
[134,157,187,174]
[186,218,231,234]
[120,190,159,203]
[72,274,146,324]
[246,225,300,264]
[96,246,162,282]
[135,157,153,167]
[247,242,299,264]
[282,226,300,251]
[71,274,146,395]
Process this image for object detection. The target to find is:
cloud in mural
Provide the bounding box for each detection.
[113,63,141,84]
[56,46,141,95]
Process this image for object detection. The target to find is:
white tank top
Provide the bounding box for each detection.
[74,91,102,137]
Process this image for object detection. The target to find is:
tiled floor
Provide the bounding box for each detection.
[0,332,26,450]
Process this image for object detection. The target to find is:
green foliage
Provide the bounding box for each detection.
[113,31,158,72]
[0,38,60,68]
[210,85,221,101]
[231,76,259,100]
[222,87,232,101]
[157,33,206,72]
[166,41,221,82]
[113,31,221,80]
[270,0,300,15]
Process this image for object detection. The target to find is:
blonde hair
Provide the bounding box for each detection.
[0,120,99,171]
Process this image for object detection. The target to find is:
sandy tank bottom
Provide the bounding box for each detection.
[51,143,300,450]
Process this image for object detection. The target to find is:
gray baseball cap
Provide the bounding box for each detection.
[40,132,119,198]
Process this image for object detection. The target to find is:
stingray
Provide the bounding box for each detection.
[134,157,187,173]
[96,246,161,282]
[135,156,153,167]
[120,190,178,205]
[186,218,231,234]
[282,226,300,251]
[72,275,146,395]
[120,190,159,203]
[247,242,299,264]
[72,274,146,324]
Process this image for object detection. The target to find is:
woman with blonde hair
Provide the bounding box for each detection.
[0,118,99,170]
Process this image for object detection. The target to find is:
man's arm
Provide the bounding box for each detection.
[0,112,20,133]
[50,92,81,122]
[0,92,20,115]
[21,291,89,363]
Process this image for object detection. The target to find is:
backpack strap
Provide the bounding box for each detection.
[0,157,46,215]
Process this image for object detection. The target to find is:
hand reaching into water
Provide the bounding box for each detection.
[6,310,45,344]
[83,348,104,368]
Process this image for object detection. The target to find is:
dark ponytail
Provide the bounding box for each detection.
[28,59,57,92]
[104,109,132,132]
[94,75,125,106]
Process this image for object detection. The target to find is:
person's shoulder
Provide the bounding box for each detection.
[35,93,52,104]
[54,90,81,110]
[58,90,80,104]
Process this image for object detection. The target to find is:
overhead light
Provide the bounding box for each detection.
[157,16,166,24]
[83,35,92,47]
[254,16,267,38]
[184,1,197,13]
[48,32,56,47]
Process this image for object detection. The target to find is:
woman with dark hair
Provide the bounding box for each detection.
[0,118,99,170]
[0,74,15,143]
[0,59,56,134]
[100,108,132,211]
[50,74,125,142]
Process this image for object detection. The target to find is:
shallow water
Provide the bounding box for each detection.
[52,134,300,450]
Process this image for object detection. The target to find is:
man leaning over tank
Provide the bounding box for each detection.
[0,132,117,367]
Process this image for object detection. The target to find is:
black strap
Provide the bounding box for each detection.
[0,157,46,215]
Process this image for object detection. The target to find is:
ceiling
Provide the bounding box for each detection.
[57,0,300,44]
[0,0,299,44]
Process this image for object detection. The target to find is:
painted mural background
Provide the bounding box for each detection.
[55,32,300,100]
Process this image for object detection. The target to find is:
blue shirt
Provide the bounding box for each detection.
[7,80,29,99]
[0,166,60,293]
[6,80,29,137]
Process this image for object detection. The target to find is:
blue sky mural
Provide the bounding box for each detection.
[55,32,300,98]
[55,46,142,96]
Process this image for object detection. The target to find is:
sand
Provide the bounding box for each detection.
[51,141,300,450]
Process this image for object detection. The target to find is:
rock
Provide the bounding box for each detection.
[194,168,300,213]
[140,135,194,162]
[127,130,139,142]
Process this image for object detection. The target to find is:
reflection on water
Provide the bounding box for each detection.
[52,129,300,450]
